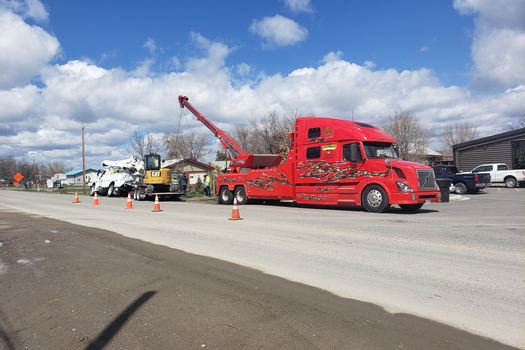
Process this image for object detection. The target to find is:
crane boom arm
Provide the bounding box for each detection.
[178,95,248,159]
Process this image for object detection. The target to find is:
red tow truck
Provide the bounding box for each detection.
[179,96,440,212]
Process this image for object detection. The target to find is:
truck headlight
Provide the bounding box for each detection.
[396,181,414,192]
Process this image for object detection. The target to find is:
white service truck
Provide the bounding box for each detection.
[462,163,525,188]
[89,156,144,197]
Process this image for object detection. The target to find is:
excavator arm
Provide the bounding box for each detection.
[178,95,248,159]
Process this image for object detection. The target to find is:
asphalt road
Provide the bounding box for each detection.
[0,187,524,348]
[0,210,517,350]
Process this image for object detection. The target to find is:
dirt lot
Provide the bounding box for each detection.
[0,210,516,350]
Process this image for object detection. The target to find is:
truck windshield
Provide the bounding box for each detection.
[363,142,399,159]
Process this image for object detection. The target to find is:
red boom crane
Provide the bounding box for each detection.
[178,95,282,169]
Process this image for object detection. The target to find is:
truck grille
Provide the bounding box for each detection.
[417,170,437,190]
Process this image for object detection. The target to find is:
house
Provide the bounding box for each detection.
[46,172,67,188]
[422,147,444,166]
[64,169,98,186]
[453,127,525,172]
[162,159,215,186]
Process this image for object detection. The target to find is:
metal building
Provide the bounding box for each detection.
[453,127,525,172]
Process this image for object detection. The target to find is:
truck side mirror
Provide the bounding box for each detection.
[349,143,363,162]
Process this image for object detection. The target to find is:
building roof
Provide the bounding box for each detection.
[452,127,525,150]
[65,168,97,177]
[425,147,442,157]
[163,158,215,171]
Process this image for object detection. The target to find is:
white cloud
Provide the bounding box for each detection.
[282,0,313,13]
[0,10,59,88]
[143,37,157,56]
[236,63,252,76]
[187,32,232,72]
[249,14,308,47]
[0,0,48,21]
[322,50,343,63]
[453,0,525,89]
[0,85,40,122]
[1,9,524,169]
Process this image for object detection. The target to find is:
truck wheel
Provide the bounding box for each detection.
[107,183,115,197]
[454,183,467,194]
[362,185,390,213]
[399,203,424,212]
[219,187,233,205]
[234,186,248,205]
[505,177,517,188]
[89,185,95,196]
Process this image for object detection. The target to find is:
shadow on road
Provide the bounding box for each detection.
[0,307,16,350]
[85,290,157,350]
[246,200,440,214]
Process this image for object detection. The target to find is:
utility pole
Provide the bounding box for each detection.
[82,126,86,195]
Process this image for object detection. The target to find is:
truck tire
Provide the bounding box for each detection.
[399,203,424,212]
[454,182,467,194]
[107,183,115,197]
[361,185,390,213]
[89,184,95,196]
[234,186,248,205]
[505,177,517,188]
[219,186,233,205]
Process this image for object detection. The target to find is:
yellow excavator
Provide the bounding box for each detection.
[132,154,185,200]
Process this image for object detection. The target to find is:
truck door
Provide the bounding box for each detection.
[336,142,365,205]
[496,164,508,182]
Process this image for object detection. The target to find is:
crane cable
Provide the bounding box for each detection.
[174,105,184,150]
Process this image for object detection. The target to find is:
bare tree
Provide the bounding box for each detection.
[0,157,72,188]
[145,133,165,156]
[383,111,428,162]
[507,115,525,130]
[0,156,17,181]
[41,161,68,178]
[233,125,251,152]
[129,128,165,159]
[235,111,296,157]
[439,121,479,156]
[165,130,210,161]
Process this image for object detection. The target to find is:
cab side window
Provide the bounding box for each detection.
[473,165,492,172]
[343,143,363,162]
[497,164,508,171]
[308,127,321,138]
[306,146,321,159]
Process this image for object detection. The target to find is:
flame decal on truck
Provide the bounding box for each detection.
[298,193,328,201]
[247,171,292,191]
[297,160,387,183]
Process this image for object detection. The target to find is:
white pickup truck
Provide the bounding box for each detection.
[89,156,144,197]
[463,163,525,188]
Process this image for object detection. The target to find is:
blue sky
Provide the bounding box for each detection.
[0,0,524,168]
[44,0,472,86]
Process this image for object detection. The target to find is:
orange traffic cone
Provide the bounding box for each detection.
[125,193,133,209]
[228,198,243,220]
[92,192,100,206]
[152,194,162,212]
[72,192,80,204]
